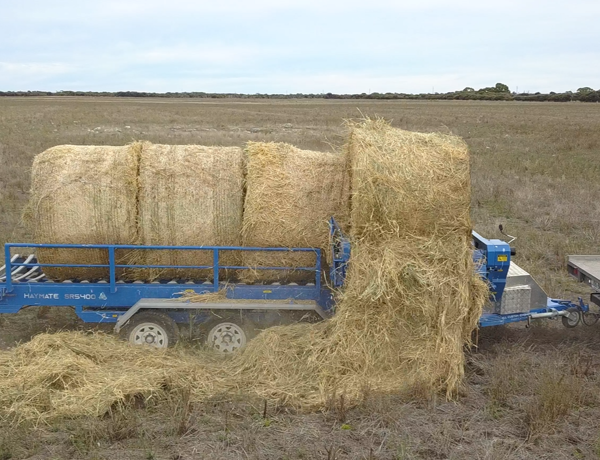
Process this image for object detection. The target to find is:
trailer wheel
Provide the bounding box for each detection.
[124,311,179,348]
[561,308,581,328]
[582,308,600,326]
[583,312,600,326]
[205,318,249,353]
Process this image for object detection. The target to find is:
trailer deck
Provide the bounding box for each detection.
[567,255,600,307]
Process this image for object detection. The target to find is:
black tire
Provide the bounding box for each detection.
[122,311,179,348]
[582,303,600,326]
[202,314,255,353]
[561,308,581,328]
[582,311,600,326]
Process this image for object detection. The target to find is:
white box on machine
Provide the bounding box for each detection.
[496,285,532,314]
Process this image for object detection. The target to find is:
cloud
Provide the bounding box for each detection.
[0,0,598,92]
[0,62,73,88]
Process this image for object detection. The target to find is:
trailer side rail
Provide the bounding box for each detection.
[3,243,322,293]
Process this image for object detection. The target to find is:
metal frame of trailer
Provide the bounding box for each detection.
[0,219,591,342]
[0,243,334,325]
[567,255,600,308]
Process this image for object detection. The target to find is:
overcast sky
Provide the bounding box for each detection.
[0,0,598,94]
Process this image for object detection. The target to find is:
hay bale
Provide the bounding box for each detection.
[325,119,487,397]
[136,144,244,280]
[26,144,141,280]
[348,120,472,239]
[241,142,349,282]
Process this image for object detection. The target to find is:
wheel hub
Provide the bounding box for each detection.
[130,323,168,348]
[144,333,156,344]
[208,322,246,353]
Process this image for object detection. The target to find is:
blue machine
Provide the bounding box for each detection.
[472,231,511,303]
[472,231,588,328]
[0,218,589,349]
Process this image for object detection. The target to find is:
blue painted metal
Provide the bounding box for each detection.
[472,231,511,304]
[0,241,330,324]
[4,243,322,284]
[4,244,12,293]
[0,220,591,330]
[472,232,589,327]
[479,297,589,328]
[108,247,116,293]
[212,249,219,292]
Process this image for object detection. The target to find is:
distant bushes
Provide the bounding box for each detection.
[0,85,598,102]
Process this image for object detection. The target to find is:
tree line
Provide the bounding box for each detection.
[0,84,598,102]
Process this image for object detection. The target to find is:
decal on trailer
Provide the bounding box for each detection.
[497,255,508,262]
[24,293,59,300]
[65,294,97,300]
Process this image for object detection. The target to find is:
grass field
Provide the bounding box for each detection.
[0,97,599,459]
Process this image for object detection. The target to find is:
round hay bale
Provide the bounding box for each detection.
[347,119,472,240]
[26,144,141,281]
[135,143,244,281]
[241,142,350,283]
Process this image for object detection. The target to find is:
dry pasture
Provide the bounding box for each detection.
[0,97,599,459]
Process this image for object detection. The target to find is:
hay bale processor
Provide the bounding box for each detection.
[0,219,591,350]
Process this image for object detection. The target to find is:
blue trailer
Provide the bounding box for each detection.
[0,219,589,351]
